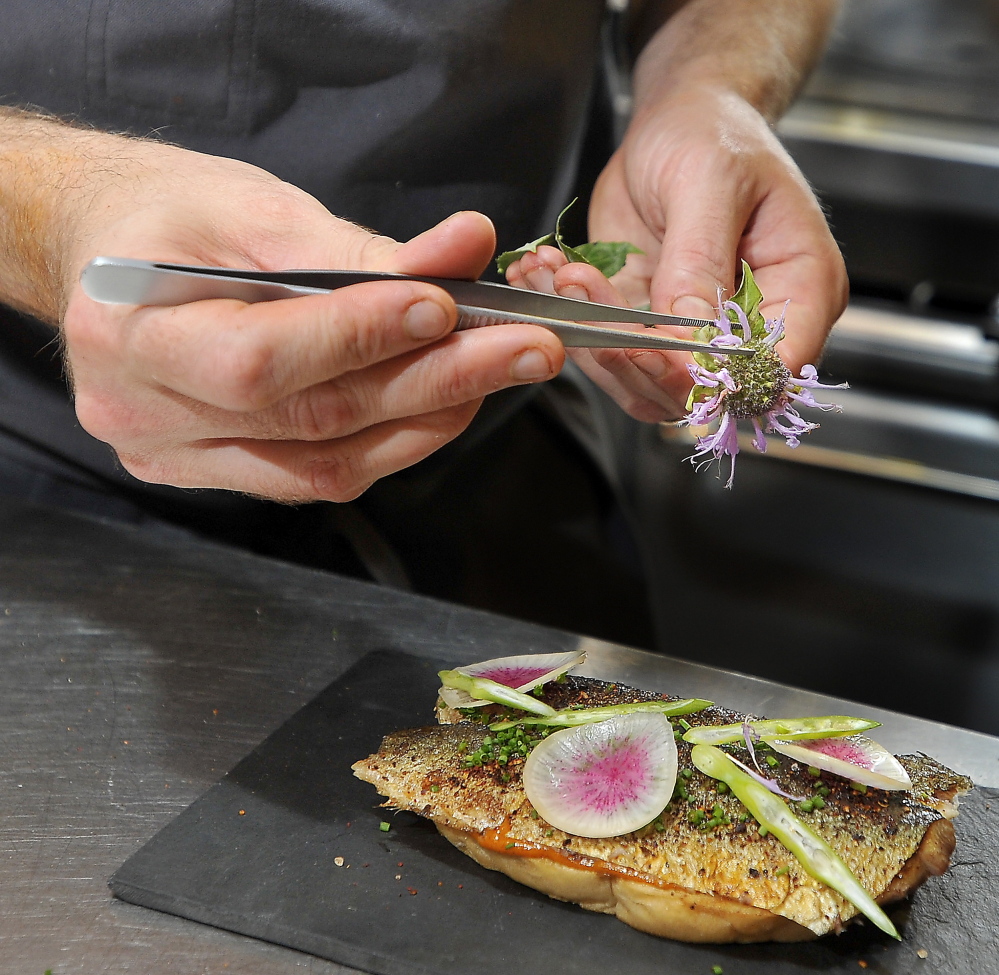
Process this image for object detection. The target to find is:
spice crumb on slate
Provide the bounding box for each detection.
[395,874,401,880]
[858,962,868,969]
[334,857,344,867]
[917,950,929,960]
[407,887,418,896]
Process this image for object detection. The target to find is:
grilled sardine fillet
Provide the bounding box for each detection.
[353,676,972,943]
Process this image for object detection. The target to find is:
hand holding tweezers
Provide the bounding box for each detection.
[80,257,753,357]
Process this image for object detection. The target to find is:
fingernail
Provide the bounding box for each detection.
[558,284,588,301]
[671,295,716,320]
[511,349,553,381]
[404,300,450,340]
[525,267,555,293]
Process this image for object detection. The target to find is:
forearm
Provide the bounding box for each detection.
[629,0,839,124]
[0,108,146,323]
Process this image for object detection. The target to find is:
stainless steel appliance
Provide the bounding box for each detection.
[638,0,999,735]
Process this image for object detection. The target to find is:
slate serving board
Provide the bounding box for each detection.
[111,650,998,975]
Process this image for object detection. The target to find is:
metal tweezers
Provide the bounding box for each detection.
[80,256,753,356]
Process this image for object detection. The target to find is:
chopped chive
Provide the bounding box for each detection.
[775,865,790,876]
[379,821,391,832]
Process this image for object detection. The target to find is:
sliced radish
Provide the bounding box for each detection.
[439,650,585,709]
[522,713,678,838]
[768,735,912,790]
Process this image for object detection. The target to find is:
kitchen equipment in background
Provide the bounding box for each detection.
[630,0,999,736]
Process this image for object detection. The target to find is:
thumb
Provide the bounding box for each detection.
[368,211,497,280]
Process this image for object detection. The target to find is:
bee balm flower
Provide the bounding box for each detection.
[684,262,846,487]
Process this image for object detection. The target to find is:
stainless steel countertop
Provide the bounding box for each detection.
[1,497,996,973]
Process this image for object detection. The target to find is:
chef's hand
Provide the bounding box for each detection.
[2,124,563,502]
[505,0,848,423]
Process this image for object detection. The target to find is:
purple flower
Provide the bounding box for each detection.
[683,266,846,487]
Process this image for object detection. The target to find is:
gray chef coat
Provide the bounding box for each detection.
[0,0,610,576]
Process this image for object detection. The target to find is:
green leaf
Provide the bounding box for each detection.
[553,198,581,263]
[729,259,766,337]
[495,233,555,275]
[496,197,643,279]
[572,241,643,278]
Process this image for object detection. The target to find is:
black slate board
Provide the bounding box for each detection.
[111,650,999,974]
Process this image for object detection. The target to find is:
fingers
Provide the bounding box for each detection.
[504,244,567,292]
[124,401,485,502]
[124,280,462,411]
[646,157,752,321]
[506,245,688,421]
[75,286,563,466]
[552,263,689,419]
[149,324,564,444]
[739,192,849,373]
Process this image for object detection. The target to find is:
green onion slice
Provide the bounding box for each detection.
[438,670,556,717]
[489,698,712,731]
[683,716,881,746]
[690,744,900,940]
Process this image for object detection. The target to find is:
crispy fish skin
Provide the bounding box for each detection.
[354,677,972,940]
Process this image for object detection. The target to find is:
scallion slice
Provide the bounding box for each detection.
[438,650,585,709]
[690,744,900,940]
[438,670,556,717]
[683,716,880,747]
[489,698,712,731]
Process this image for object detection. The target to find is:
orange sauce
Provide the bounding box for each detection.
[476,822,675,890]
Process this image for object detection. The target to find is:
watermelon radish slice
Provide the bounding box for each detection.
[768,735,912,790]
[522,712,678,837]
[439,650,585,709]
